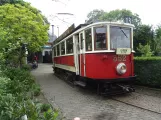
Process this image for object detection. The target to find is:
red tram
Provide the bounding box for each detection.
[52,22,136,95]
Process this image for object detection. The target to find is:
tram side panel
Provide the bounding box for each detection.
[53,55,75,72]
[85,53,134,80]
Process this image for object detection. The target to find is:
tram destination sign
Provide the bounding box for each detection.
[116,48,131,55]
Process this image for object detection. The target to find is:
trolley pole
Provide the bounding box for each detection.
[57,26,59,37]
[51,25,54,42]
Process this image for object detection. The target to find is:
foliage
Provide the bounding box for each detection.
[133,24,154,52]
[0,0,24,5]
[86,9,106,23]
[21,64,31,71]
[134,57,161,88]
[137,43,154,57]
[152,38,161,55]
[0,52,5,64]
[0,65,60,120]
[153,26,161,55]
[32,84,41,96]
[0,4,49,53]
[0,3,49,67]
[0,0,49,24]
[0,77,10,94]
[1,67,34,96]
[0,95,47,120]
[86,9,141,28]
[135,56,161,60]
[40,103,51,112]
[0,1,58,118]
[43,109,59,120]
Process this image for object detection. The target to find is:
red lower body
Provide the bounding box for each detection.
[53,53,135,81]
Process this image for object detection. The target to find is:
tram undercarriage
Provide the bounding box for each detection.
[54,67,135,96]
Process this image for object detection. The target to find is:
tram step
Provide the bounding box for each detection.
[74,81,86,87]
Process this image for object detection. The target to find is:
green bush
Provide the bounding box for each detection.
[2,67,35,94]
[0,95,45,120]
[32,84,41,96]
[0,64,60,120]
[43,109,59,120]
[137,43,154,57]
[41,103,51,112]
[0,94,59,120]
[21,64,31,71]
[0,77,10,94]
[134,57,161,88]
[0,94,17,120]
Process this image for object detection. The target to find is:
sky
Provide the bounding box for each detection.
[25,0,161,37]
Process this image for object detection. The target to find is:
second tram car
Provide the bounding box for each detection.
[52,22,136,95]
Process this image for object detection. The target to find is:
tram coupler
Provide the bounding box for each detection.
[117,84,135,92]
[98,83,135,96]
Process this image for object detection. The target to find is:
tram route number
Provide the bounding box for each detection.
[113,55,126,62]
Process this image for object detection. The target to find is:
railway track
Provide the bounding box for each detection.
[110,95,161,115]
[109,86,161,114]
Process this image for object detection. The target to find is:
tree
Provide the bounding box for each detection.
[0,3,49,66]
[0,0,24,5]
[152,26,161,55]
[133,24,154,55]
[137,43,154,57]
[86,9,105,23]
[0,0,50,25]
[86,9,141,28]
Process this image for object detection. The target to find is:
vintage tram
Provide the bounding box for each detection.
[52,21,136,95]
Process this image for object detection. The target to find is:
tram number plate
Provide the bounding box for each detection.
[113,55,126,62]
[116,48,131,55]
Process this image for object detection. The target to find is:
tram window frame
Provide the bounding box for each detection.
[61,41,65,55]
[94,26,108,50]
[54,47,56,57]
[85,28,92,51]
[80,33,83,49]
[66,37,73,54]
[57,45,60,56]
[76,34,80,51]
[110,26,131,50]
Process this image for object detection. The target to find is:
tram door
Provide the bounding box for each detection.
[73,35,79,75]
[79,32,86,77]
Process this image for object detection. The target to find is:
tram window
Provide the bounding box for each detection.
[94,26,107,50]
[110,26,131,49]
[66,37,73,54]
[61,42,65,55]
[57,45,60,56]
[85,28,92,51]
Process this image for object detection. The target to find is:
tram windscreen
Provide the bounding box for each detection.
[110,26,131,49]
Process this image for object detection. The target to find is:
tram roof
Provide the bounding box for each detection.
[53,21,134,45]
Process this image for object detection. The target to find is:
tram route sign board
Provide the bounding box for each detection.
[116,48,131,55]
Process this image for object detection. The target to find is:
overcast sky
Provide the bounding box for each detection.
[25,0,161,36]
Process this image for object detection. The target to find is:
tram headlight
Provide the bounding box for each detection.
[116,63,127,75]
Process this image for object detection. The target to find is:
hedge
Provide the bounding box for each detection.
[134,57,161,88]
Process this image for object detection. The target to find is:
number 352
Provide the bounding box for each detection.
[113,55,126,62]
